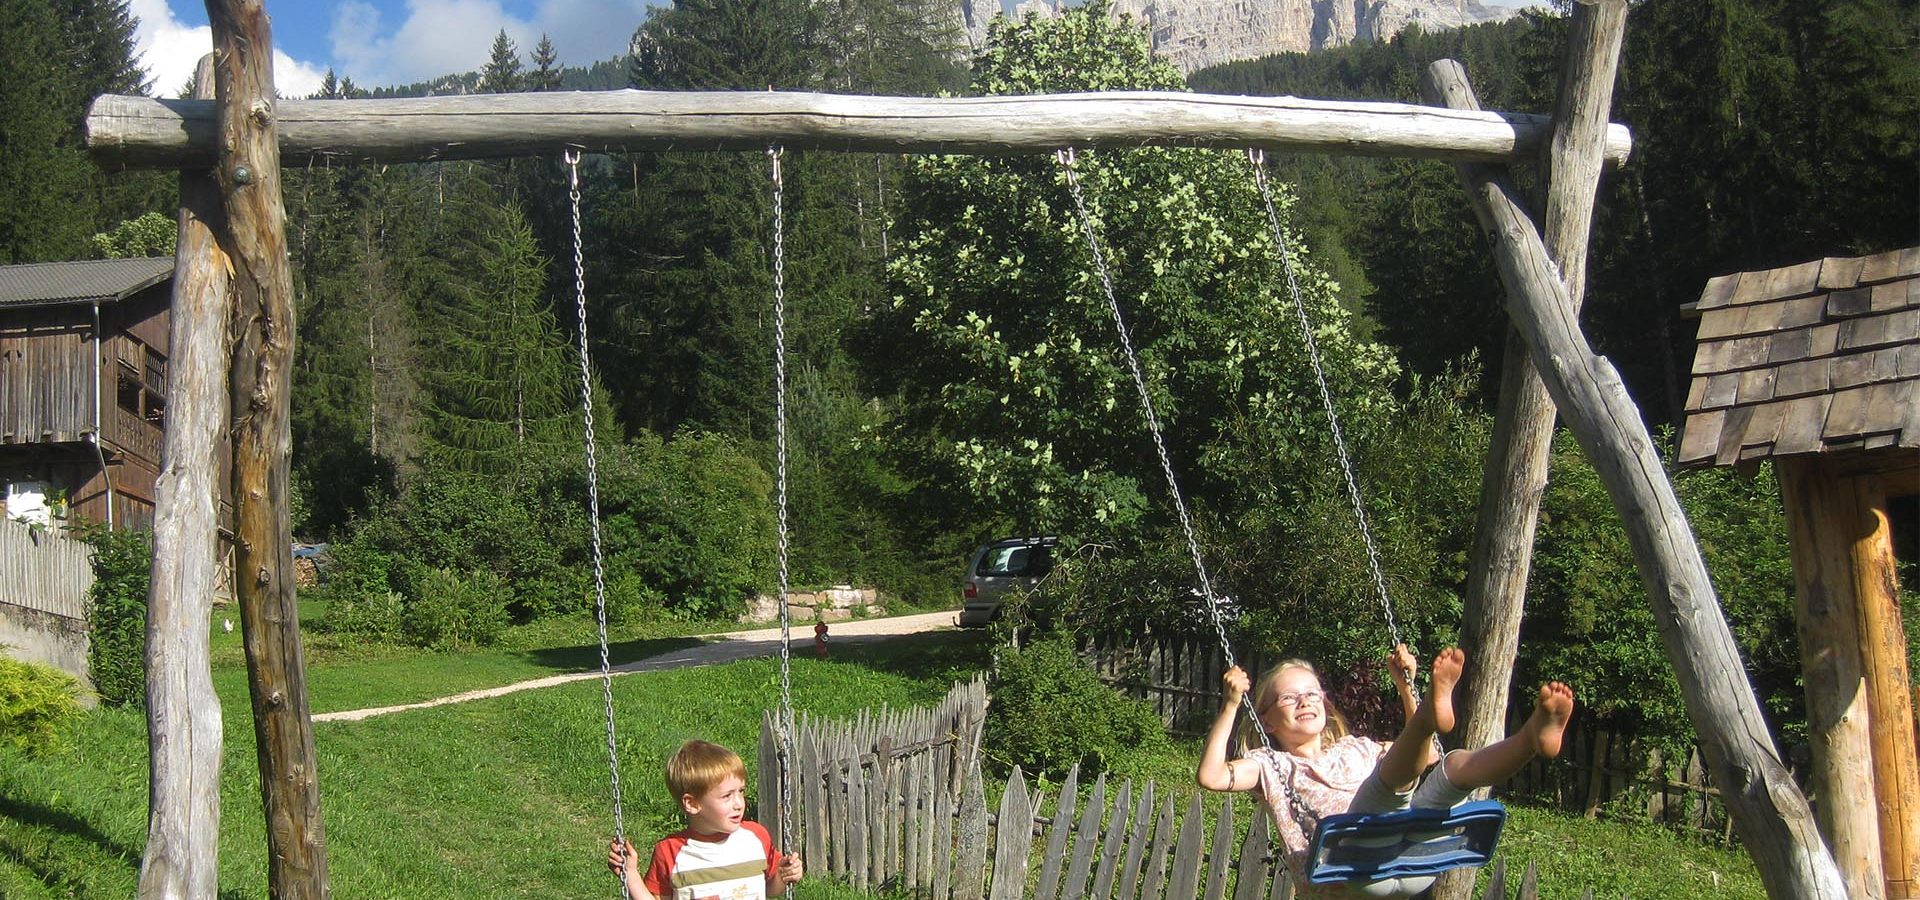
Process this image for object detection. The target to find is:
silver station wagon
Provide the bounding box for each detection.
[958,536,1057,627]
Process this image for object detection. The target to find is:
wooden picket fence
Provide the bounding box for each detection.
[0,518,94,620]
[759,678,1579,900]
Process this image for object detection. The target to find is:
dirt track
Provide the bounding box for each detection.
[314,610,960,723]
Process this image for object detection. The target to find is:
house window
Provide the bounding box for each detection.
[115,352,168,426]
[117,360,143,415]
[143,355,166,425]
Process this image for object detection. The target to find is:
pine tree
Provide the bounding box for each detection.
[480,30,524,93]
[57,0,147,97]
[630,0,825,90]
[420,191,583,470]
[529,35,563,91]
[0,0,154,263]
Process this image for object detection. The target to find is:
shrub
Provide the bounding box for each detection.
[402,568,510,650]
[83,528,151,707]
[1526,434,1800,752]
[327,590,407,643]
[984,637,1168,779]
[590,431,776,620]
[0,655,84,755]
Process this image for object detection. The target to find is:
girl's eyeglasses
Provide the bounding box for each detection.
[1273,690,1323,709]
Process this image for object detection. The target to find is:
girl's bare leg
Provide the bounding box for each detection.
[1376,648,1465,790]
[1443,682,1574,789]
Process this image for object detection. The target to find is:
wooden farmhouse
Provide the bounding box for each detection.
[0,257,181,529]
[1680,245,1920,899]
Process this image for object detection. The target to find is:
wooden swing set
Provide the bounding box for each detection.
[82,1,1877,898]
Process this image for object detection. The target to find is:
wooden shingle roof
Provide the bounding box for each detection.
[1678,246,1920,466]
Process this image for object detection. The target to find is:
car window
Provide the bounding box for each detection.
[977,544,1053,577]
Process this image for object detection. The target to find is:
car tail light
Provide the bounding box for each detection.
[964,581,978,599]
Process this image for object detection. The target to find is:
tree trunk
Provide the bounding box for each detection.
[139,53,229,900]
[1422,57,1848,900]
[207,2,330,897]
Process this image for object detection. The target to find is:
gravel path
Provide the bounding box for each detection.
[313,610,961,723]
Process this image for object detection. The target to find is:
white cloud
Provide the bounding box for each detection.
[333,0,654,87]
[129,0,329,99]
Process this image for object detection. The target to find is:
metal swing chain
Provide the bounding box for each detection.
[566,150,627,887]
[1056,148,1326,845]
[767,145,797,856]
[1244,149,1408,660]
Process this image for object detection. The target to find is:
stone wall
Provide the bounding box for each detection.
[741,586,886,624]
[0,602,92,701]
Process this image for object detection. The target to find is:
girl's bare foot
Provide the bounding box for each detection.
[1428,648,1465,735]
[1524,682,1574,759]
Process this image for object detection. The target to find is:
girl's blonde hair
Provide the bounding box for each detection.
[1240,658,1351,755]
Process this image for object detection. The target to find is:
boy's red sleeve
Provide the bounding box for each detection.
[644,834,683,898]
[745,820,781,872]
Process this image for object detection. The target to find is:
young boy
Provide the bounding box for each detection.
[608,740,805,900]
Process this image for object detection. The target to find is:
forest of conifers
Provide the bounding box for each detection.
[4,0,1916,750]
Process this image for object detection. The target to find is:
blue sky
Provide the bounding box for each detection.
[131,1,1539,99]
[131,0,657,97]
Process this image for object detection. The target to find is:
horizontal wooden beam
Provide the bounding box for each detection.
[85,89,1632,169]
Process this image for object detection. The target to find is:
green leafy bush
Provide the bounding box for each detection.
[83,529,151,707]
[402,568,510,650]
[317,433,779,638]
[0,655,84,755]
[591,431,777,620]
[327,590,406,643]
[984,637,1168,779]
[1526,434,1800,752]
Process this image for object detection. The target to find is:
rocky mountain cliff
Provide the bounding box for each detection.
[954,0,1518,73]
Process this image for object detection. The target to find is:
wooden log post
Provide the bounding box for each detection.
[84,90,1631,169]
[1780,456,1890,898]
[1853,472,1920,900]
[1785,459,1920,899]
[1450,0,1626,831]
[1420,58,1847,900]
[140,53,229,900]
[206,2,330,897]
[1446,4,1626,887]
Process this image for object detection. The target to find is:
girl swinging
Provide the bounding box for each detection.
[1197,645,1574,897]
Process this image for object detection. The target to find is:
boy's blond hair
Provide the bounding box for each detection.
[666,740,746,802]
[1241,659,1351,754]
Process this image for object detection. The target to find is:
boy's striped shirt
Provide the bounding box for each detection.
[644,821,779,900]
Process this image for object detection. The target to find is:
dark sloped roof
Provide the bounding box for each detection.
[1678,246,1920,466]
[0,257,174,309]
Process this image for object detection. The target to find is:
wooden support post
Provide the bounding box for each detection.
[206,2,329,897]
[1855,471,1920,898]
[1780,456,1891,899]
[1443,7,1626,894]
[140,54,228,900]
[1420,58,1847,900]
[1450,0,1626,829]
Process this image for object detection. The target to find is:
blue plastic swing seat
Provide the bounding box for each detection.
[1304,799,1508,885]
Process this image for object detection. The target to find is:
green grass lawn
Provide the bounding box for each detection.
[3,624,1764,899]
